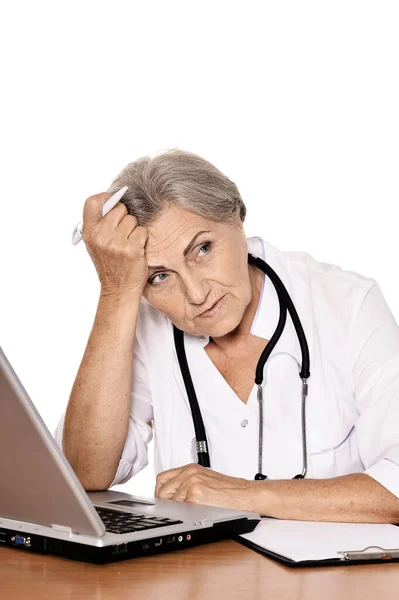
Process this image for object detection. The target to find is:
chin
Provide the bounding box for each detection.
[203,314,240,337]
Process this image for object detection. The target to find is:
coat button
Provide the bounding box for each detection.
[241,419,248,427]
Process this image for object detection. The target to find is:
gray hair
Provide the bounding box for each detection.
[106,148,247,228]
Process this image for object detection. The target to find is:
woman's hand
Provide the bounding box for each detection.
[155,463,261,513]
[82,191,149,297]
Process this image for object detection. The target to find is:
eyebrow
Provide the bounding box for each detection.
[147,230,211,272]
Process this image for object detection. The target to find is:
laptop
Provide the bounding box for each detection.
[0,345,260,563]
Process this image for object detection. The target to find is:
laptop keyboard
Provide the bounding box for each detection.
[95,507,183,535]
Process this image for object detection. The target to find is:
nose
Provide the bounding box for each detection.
[180,271,211,306]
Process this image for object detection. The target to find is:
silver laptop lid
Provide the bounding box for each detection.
[0,345,105,537]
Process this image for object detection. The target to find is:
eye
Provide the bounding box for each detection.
[147,242,212,286]
[198,242,212,256]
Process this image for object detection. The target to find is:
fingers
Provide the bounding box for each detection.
[155,465,189,497]
[82,192,114,231]
[155,464,215,499]
[81,189,150,295]
[155,463,259,512]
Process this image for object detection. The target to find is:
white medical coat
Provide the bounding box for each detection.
[54,236,399,498]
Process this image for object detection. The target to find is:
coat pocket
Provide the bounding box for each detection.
[309,424,362,478]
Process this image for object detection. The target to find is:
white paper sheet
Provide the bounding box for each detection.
[239,518,399,562]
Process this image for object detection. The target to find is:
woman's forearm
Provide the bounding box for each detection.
[62,290,142,490]
[251,473,399,523]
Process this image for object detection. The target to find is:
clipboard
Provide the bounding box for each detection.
[234,518,399,568]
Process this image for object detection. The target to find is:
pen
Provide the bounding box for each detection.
[71,186,129,246]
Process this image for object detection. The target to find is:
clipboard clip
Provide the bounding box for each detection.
[338,545,399,561]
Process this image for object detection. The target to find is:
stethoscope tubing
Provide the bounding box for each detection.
[173,252,311,479]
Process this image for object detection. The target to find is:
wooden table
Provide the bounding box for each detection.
[1,538,399,599]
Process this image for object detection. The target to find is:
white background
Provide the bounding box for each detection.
[0,1,398,498]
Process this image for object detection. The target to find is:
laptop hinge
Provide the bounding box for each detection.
[51,523,72,534]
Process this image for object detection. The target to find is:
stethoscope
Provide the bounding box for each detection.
[173,251,311,481]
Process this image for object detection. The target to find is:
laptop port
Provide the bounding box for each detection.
[154,538,163,547]
[165,535,176,544]
[11,535,31,547]
[142,542,151,551]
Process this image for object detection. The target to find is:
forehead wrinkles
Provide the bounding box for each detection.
[146,220,202,259]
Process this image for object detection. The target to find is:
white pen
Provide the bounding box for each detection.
[71,186,129,246]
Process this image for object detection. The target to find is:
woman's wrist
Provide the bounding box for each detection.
[248,480,279,517]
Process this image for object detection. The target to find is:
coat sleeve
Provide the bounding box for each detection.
[350,280,399,499]
[53,329,153,487]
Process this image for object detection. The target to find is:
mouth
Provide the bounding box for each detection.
[197,295,226,318]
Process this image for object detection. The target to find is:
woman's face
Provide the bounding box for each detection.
[141,204,257,339]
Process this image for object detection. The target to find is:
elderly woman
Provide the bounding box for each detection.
[54,149,399,524]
